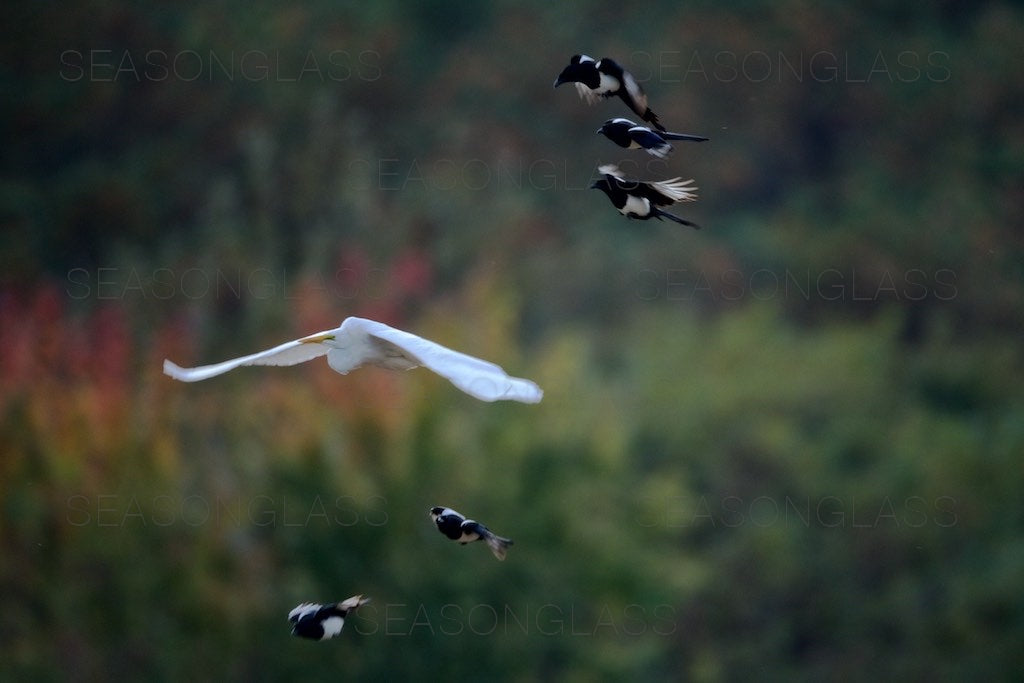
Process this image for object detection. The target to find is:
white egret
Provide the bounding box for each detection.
[163,316,543,403]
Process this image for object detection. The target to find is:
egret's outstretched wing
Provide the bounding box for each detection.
[348,318,543,403]
[163,330,336,382]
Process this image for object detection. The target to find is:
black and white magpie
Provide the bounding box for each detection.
[590,164,700,229]
[597,118,708,159]
[288,595,370,641]
[554,54,666,131]
[429,506,513,561]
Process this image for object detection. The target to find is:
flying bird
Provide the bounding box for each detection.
[590,164,700,229]
[554,54,666,131]
[597,118,708,159]
[289,595,370,641]
[430,506,513,561]
[163,316,543,403]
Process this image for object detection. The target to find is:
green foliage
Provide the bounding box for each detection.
[1,1,1022,680]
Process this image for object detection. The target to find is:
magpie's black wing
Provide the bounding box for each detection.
[460,520,490,539]
[437,514,467,540]
[627,126,669,150]
[289,603,322,624]
[619,67,649,117]
[597,164,697,206]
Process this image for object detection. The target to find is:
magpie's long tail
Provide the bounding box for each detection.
[482,531,514,561]
[662,131,709,142]
[653,207,701,230]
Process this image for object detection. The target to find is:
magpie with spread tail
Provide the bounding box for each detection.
[597,118,708,159]
[590,164,700,229]
[430,506,513,561]
[289,595,370,641]
[554,54,666,131]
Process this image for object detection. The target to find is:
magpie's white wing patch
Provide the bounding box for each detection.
[628,126,662,143]
[621,69,648,113]
[288,602,323,623]
[629,127,672,158]
[597,163,627,180]
[650,177,699,203]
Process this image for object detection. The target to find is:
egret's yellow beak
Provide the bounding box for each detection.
[299,333,336,344]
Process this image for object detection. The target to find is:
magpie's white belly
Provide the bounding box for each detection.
[621,195,651,218]
[596,72,619,95]
[321,616,344,639]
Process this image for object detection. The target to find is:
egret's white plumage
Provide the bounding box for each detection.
[163,316,543,403]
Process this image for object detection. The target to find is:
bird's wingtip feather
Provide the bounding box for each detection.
[163,359,186,380]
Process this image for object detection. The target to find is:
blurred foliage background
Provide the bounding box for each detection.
[2,0,1023,680]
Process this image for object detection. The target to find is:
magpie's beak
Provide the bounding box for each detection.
[588,181,600,190]
[596,128,604,135]
[553,76,564,88]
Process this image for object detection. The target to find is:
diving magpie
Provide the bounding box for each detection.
[597,118,708,159]
[288,595,370,641]
[590,163,700,229]
[430,506,513,561]
[554,54,666,131]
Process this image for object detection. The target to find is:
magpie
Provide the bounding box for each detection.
[597,118,708,159]
[429,506,513,561]
[590,164,700,229]
[554,54,666,131]
[288,595,370,641]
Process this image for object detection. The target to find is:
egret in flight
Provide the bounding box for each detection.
[164,316,543,403]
